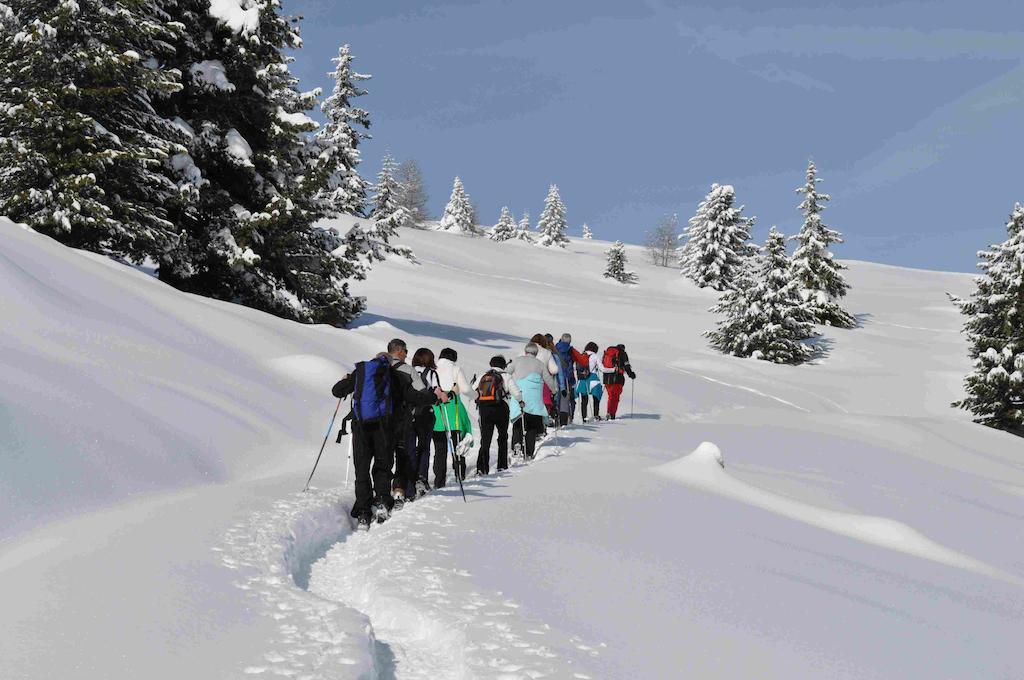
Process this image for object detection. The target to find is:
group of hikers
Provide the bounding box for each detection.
[328,333,636,531]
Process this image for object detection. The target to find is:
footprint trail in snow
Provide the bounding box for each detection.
[309,481,602,680]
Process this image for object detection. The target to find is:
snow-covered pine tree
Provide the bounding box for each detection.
[514,212,534,242]
[604,241,638,284]
[536,184,569,247]
[950,203,1024,433]
[308,44,371,218]
[789,160,855,328]
[347,152,413,263]
[489,206,518,241]
[582,223,593,239]
[0,0,185,262]
[437,176,479,234]
[679,183,756,290]
[706,227,816,364]
[396,158,429,227]
[157,0,365,325]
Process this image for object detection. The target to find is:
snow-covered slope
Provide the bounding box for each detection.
[2,218,1023,679]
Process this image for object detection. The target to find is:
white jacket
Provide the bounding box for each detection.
[588,350,616,375]
[530,346,560,377]
[436,358,472,395]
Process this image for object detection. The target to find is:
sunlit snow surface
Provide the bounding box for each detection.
[2,217,1023,679]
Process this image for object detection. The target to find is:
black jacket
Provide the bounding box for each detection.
[332,362,438,430]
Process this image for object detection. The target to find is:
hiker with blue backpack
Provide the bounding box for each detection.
[332,341,449,531]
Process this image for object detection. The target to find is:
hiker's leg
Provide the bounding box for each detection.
[478,407,496,474]
[350,429,373,518]
[415,413,434,483]
[496,404,510,470]
[580,394,589,421]
[606,384,623,418]
[369,428,394,509]
[431,430,448,488]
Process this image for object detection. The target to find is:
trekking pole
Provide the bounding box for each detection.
[342,414,354,488]
[304,398,342,492]
[441,404,467,503]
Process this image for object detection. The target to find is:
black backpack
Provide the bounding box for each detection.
[576,362,591,380]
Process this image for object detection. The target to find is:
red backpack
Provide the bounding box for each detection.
[602,346,621,373]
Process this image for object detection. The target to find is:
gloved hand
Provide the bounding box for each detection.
[519,401,526,410]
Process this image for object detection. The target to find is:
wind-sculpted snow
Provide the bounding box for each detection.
[655,442,1020,585]
[219,488,379,678]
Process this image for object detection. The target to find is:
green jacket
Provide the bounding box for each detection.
[432,394,473,434]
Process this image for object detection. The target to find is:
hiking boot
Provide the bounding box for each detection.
[373,502,389,524]
[356,514,372,532]
[414,479,429,500]
[391,489,405,511]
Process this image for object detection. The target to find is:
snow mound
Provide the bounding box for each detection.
[654,442,1018,584]
[267,354,347,391]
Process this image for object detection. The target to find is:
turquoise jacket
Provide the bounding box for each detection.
[575,374,603,400]
[515,373,547,417]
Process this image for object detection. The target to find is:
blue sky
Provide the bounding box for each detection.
[286,0,1024,272]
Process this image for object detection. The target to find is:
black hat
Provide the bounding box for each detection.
[585,341,599,353]
[439,347,458,362]
[489,356,507,369]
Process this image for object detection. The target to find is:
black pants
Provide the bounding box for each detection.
[478,403,510,473]
[431,429,465,488]
[580,394,601,420]
[391,419,417,498]
[350,424,392,518]
[413,412,435,486]
[512,413,544,460]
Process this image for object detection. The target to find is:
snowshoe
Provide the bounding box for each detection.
[373,502,390,524]
[415,479,429,500]
[356,515,372,532]
[392,489,406,512]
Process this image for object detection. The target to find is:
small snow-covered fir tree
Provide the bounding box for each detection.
[789,160,855,328]
[604,241,638,284]
[348,153,413,263]
[514,212,534,242]
[0,0,185,262]
[489,206,518,241]
[950,203,1024,433]
[706,227,816,364]
[679,184,756,290]
[437,176,479,234]
[309,44,371,218]
[395,158,429,226]
[536,184,569,247]
[582,223,593,239]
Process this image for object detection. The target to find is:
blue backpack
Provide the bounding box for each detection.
[352,356,394,424]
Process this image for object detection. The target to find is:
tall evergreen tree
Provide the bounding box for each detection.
[347,152,413,263]
[308,44,371,218]
[0,0,186,262]
[706,227,816,364]
[950,203,1024,433]
[582,223,593,239]
[395,158,429,226]
[679,183,756,290]
[515,211,534,242]
[604,241,638,284]
[536,184,569,247]
[157,0,365,325]
[489,206,518,242]
[437,176,478,234]
[790,160,854,328]
[646,213,679,267]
